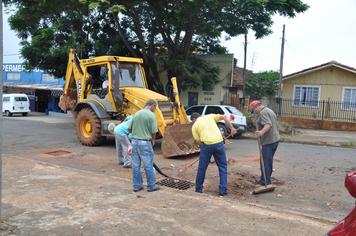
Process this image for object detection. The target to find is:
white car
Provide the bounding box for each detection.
[2,93,31,116]
[185,105,247,137]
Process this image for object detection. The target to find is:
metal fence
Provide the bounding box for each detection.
[276,98,356,123]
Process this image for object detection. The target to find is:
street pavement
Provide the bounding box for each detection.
[2,156,331,236]
[1,113,356,235]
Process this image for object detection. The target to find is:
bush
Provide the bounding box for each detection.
[243,111,256,132]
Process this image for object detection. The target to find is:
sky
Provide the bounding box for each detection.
[222,0,356,75]
[3,0,356,76]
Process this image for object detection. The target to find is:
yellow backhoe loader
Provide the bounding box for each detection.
[59,49,198,157]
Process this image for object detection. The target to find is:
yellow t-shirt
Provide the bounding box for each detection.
[192,114,223,145]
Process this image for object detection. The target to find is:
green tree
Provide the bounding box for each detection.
[246,71,279,99]
[4,0,308,93]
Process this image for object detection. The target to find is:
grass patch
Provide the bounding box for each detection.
[339,141,356,148]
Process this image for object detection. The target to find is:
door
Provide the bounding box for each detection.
[188,92,198,108]
[28,95,36,112]
[35,90,51,113]
[2,96,10,112]
[13,95,30,112]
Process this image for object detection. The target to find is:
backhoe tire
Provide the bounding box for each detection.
[75,108,104,146]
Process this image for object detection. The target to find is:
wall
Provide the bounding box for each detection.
[3,63,64,86]
[279,116,356,131]
[178,54,234,107]
[2,63,65,113]
[281,66,356,118]
[282,66,356,101]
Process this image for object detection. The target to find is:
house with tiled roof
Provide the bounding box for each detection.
[280,61,356,123]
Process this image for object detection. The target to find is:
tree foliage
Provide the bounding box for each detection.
[246,71,279,99]
[4,0,308,93]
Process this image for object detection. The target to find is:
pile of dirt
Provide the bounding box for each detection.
[228,171,284,196]
[228,171,259,196]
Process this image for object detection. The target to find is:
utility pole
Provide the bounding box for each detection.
[250,52,256,71]
[278,24,285,115]
[242,33,247,99]
[0,1,4,219]
[279,24,285,99]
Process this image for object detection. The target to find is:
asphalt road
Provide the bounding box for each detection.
[1,114,355,234]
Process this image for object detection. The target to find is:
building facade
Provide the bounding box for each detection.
[3,63,65,113]
[159,54,250,109]
[281,61,356,122]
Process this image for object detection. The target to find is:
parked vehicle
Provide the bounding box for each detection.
[185,105,247,137]
[2,93,30,116]
[326,171,356,236]
[58,49,194,158]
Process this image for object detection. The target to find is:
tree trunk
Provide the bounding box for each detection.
[144,57,164,94]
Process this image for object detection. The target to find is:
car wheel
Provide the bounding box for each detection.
[5,111,12,117]
[22,112,28,116]
[217,123,228,137]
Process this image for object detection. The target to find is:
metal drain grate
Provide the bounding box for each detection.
[45,150,71,156]
[156,178,194,190]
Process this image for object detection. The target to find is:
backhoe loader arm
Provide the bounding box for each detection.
[171,77,189,124]
[59,49,85,111]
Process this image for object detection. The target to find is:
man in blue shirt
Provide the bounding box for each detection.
[112,116,133,168]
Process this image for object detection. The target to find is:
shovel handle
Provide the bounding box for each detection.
[257,137,268,187]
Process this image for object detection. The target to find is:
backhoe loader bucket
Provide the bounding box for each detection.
[161,124,200,158]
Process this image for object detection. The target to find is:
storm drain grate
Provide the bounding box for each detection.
[45,150,71,157]
[156,178,194,190]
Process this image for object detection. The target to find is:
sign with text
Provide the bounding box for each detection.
[2,64,43,73]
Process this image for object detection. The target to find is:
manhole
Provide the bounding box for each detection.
[156,178,194,190]
[45,150,71,157]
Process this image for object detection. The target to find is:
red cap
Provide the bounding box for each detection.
[249,100,261,110]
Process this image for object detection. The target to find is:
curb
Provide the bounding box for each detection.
[240,133,356,149]
[48,111,72,118]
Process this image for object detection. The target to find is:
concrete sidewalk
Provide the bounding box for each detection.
[243,128,356,148]
[2,156,332,236]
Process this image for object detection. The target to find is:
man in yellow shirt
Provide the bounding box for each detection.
[191,112,237,196]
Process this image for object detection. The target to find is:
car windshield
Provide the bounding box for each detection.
[186,106,204,115]
[111,62,144,88]
[225,106,243,116]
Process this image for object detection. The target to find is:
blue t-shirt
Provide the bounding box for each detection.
[114,116,133,140]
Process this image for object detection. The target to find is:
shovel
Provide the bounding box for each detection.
[252,137,276,194]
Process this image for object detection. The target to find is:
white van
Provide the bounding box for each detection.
[2,93,31,116]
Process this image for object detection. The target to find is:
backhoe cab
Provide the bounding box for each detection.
[59,49,198,157]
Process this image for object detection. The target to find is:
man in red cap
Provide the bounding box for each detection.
[249,100,280,186]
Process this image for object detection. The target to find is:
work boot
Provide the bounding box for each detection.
[133,187,143,192]
[219,192,227,196]
[147,185,160,192]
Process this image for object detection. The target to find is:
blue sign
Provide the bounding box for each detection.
[2,64,43,73]
[3,63,64,85]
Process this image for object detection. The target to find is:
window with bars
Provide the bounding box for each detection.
[293,86,320,107]
[342,87,356,110]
